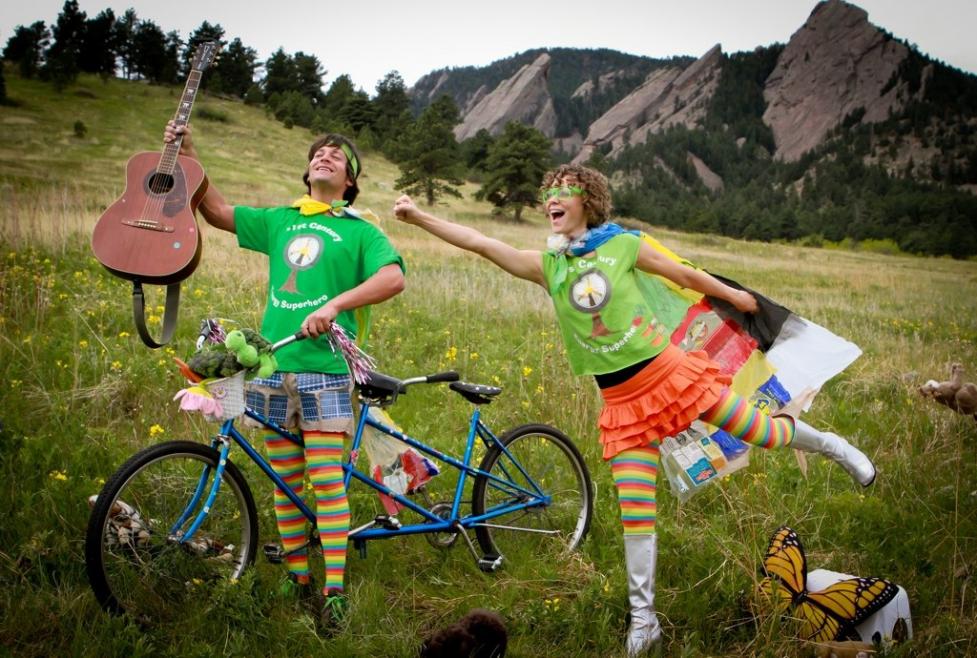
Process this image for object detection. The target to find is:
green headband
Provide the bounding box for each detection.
[339,143,359,179]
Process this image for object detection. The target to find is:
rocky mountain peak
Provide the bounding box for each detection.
[453,53,557,141]
[762,0,913,161]
[573,45,723,164]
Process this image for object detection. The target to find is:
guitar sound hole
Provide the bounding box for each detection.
[146,172,176,195]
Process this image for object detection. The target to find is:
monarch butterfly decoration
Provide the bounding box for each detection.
[756,526,900,643]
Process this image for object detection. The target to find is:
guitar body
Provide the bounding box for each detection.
[92,152,207,285]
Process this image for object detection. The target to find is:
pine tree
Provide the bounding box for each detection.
[394,95,465,205]
[3,21,50,79]
[112,9,138,79]
[43,0,87,90]
[373,71,411,148]
[476,121,553,221]
[130,19,167,83]
[78,9,116,79]
[263,49,296,99]
[292,52,325,106]
[462,129,495,174]
[343,91,376,134]
[161,31,183,85]
[183,21,225,85]
[322,74,356,118]
[214,38,258,98]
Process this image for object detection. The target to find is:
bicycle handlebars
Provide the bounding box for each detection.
[401,371,460,386]
[270,331,306,353]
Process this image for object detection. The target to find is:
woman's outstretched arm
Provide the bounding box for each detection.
[393,195,545,287]
[635,241,758,313]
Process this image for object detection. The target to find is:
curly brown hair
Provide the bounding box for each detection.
[540,164,612,227]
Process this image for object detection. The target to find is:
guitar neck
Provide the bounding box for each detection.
[159,69,204,175]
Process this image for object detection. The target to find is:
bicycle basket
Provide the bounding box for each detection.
[174,370,246,422]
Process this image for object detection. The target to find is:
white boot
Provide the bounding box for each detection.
[624,534,661,657]
[791,419,876,487]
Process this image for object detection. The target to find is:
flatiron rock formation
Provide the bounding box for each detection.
[762,0,918,161]
[573,45,723,164]
[454,53,557,141]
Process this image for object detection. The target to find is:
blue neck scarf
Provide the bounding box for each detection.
[547,222,639,293]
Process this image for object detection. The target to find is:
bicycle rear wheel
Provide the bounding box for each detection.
[85,440,258,621]
[471,424,592,562]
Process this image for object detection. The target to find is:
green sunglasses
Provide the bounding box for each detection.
[540,185,585,203]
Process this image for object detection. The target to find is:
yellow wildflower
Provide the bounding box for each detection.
[149,424,165,437]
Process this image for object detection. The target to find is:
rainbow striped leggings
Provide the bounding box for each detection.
[610,387,793,535]
[265,430,349,593]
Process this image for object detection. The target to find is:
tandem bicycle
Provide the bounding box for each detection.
[85,331,593,620]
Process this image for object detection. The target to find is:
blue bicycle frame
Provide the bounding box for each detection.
[170,397,552,551]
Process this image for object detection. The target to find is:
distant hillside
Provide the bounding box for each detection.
[409,0,977,257]
[411,48,692,141]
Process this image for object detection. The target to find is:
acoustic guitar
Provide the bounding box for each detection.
[92,42,219,347]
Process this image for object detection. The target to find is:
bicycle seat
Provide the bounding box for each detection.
[449,381,502,405]
[358,371,406,404]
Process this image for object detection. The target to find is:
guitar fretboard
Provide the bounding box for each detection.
[158,69,203,175]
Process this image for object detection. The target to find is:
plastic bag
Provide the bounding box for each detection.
[361,407,439,515]
[660,420,751,502]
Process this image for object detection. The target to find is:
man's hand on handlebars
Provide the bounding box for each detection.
[301,302,340,338]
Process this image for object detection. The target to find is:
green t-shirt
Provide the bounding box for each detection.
[541,233,669,376]
[235,206,404,374]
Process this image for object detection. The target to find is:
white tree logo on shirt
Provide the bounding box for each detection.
[569,269,611,337]
[279,234,323,293]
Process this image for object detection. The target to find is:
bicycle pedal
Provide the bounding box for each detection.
[477,553,503,572]
[262,543,285,564]
[375,514,402,530]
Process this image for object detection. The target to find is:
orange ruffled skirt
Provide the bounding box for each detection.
[597,343,731,460]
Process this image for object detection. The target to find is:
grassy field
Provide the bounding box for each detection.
[1,69,976,657]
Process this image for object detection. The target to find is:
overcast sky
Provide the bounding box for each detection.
[3,0,975,92]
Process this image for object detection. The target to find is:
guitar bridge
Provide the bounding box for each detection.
[122,219,175,233]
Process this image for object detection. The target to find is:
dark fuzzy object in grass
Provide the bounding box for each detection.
[419,608,507,658]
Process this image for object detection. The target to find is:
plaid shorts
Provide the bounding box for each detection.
[243,372,353,433]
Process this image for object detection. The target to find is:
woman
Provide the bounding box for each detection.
[393,164,874,656]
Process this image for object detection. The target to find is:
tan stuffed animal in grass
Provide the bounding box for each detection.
[919,363,977,420]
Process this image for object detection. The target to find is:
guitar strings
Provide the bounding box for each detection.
[139,72,200,226]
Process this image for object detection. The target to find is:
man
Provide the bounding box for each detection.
[165,121,405,630]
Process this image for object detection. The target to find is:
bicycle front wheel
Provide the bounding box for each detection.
[85,440,258,621]
[471,424,592,562]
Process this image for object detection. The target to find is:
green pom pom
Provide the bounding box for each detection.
[256,353,276,378]
[237,345,259,367]
[224,330,247,351]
